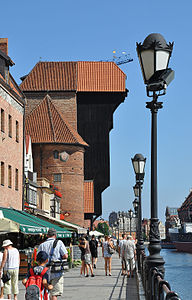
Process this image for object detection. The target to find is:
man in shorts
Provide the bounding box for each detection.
[37,228,68,300]
[122,235,136,278]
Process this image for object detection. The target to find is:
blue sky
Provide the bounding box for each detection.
[1,1,192,223]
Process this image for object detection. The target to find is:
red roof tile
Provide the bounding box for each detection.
[25,95,88,146]
[20,61,126,92]
[84,181,94,213]
[77,61,126,92]
[20,62,77,91]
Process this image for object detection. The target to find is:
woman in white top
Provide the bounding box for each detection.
[0,252,4,298]
[102,236,115,276]
[0,240,20,300]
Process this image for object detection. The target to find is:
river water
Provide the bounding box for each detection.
[160,249,192,300]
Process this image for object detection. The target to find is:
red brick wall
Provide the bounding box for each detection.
[0,92,23,210]
[33,144,85,226]
[25,92,77,130]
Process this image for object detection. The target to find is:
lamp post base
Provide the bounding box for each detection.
[145,218,165,300]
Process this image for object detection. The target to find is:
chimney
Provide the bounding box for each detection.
[0,38,8,56]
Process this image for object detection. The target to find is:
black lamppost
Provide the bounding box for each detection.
[136,33,174,297]
[128,209,133,236]
[133,198,139,239]
[117,219,120,241]
[122,214,125,234]
[132,154,146,271]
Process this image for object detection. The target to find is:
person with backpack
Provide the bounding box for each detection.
[89,235,98,269]
[22,251,53,300]
[37,228,68,300]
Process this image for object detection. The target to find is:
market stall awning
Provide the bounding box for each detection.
[37,212,87,234]
[0,207,72,238]
[0,217,20,234]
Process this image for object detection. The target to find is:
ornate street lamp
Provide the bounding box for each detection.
[128,209,133,235]
[132,153,146,181]
[132,153,146,271]
[136,33,174,298]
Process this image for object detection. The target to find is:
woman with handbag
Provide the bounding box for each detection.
[0,239,20,300]
[102,236,115,276]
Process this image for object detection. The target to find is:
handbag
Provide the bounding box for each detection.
[108,243,115,255]
[2,250,11,283]
[2,271,11,284]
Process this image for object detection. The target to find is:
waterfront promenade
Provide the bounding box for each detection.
[17,247,144,299]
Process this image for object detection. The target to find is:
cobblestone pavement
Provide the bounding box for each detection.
[14,247,139,300]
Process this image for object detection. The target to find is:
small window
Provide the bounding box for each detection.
[16,120,19,143]
[1,162,4,186]
[15,168,18,190]
[53,150,59,159]
[53,173,61,182]
[8,114,12,138]
[8,165,12,188]
[1,109,5,132]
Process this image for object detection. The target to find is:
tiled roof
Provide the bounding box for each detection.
[20,62,77,91]
[180,191,192,211]
[77,61,126,92]
[20,61,126,92]
[25,95,88,146]
[84,181,94,214]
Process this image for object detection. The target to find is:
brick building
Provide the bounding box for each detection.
[178,190,192,223]
[20,61,127,225]
[0,38,25,209]
[25,95,87,226]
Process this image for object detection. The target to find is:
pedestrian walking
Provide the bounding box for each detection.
[122,235,136,278]
[0,251,4,299]
[0,239,20,300]
[80,237,94,277]
[37,228,68,300]
[78,237,86,276]
[118,234,127,275]
[89,235,98,268]
[102,236,115,276]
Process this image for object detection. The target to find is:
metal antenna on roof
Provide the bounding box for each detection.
[101,51,133,65]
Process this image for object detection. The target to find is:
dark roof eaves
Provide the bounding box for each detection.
[22,89,77,93]
[31,141,89,147]
[0,49,14,66]
[0,77,25,106]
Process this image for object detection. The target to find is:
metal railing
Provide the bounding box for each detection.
[137,252,181,300]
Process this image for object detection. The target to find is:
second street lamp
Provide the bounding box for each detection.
[128,209,133,236]
[132,153,146,272]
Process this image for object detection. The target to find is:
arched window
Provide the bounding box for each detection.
[53,150,59,159]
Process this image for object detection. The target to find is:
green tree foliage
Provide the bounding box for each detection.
[96,222,109,235]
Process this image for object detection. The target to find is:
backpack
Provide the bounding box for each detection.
[25,267,49,300]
